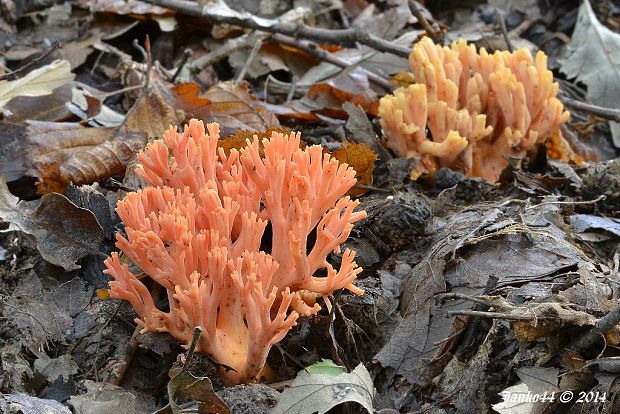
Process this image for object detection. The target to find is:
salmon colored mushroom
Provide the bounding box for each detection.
[104,119,366,384]
[379,37,571,182]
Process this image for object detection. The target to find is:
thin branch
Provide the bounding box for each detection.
[494,8,513,52]
[436,292,494,308]
[569,303,620,353]
[559,124,597,162]
[171,48,193,83]
[447,309,544,321]
[407,0,442,44]
[235,38,263,83]
[132,38,148,63]
[192,32,259,71]
[108,326,140,386]
[98,84,145,99]
[144,35,152,90]
[183,326,203,370]
[524,194,606,210]
[271,33,394,90]
[0,41,62,81]
[562,97,620,123]
[140,0,411,57]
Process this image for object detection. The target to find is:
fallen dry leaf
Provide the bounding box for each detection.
[219,127,297,156]
[23,121,146,194]
[11,68,185,194]
[332,140,377,196]
[4,82,74,123]
[560,0,620,147]
[0,177,104,270]
[0,60,75,110]
[173,81,280,136]
[271,363,375,414]
[305,67,379,117]
[122,70,185,139]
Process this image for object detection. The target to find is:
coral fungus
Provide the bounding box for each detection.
[378,37,571,182]
[104,119,366,384]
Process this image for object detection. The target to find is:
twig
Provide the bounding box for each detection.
[0,41,61,81]
[109,325,141,386]
[118,36,152,132]
[275,344,305,370]
[446,309,543,321]
[559,124,597,162]
[171,48,193,83]
[192,32,259,71]
[285,75,297,102]
[271,33,394,90]
[452,276,499,359]
[132,38,148,62]
[144,36,152,90]
[327,291,347,368]
[561,97,620,123]
[433,326,468,346]
[407,0,442,44]
[140,0,411,57]
[354,184,392,193]
[98,84,145,99]
[235,38,263,83]
[569,303,620,353]
[183,326,203,370]
[191,8,307,72]
[494,8,513,52]
[436,292,495,308]
[524,194,606,210]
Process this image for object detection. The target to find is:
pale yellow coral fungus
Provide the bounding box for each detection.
[379,37,571,182]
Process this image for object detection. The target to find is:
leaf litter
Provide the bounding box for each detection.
[0,0,619,413]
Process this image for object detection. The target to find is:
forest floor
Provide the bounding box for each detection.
[0,0,619,413]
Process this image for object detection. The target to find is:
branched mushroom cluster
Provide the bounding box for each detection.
[104,119,366,384]
[379,37,571,182]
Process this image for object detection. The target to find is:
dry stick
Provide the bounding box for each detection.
[235,38,263,83]
[191,8,308,72]
[183,327,203,370]
[118,37,153,133]
[560,124,598,161]
[494,8,514,52]
[171,48,193,83]
[569,303,620,353]
[439,290,552,322]
[109,325,141,386]
[436,292,495,308]
[192,32,259,71]
[561,97,620,123]
[140,0,410,58]
[0,41,61,81]
[327,291,347,368]
[98,84,145,99]
[407,0,442,43]
[446,309,544,321]
[271,33,394,91]
[144,35,153,90]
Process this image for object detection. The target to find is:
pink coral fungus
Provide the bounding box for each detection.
[104,119,366,384]
[379,37,570,182]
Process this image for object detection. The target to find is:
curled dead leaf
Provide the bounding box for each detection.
[332,140,377,196]
[305,67,379,117]
[24,122,147,194]
[0,178,104,270]
[219,127,300,156]
[172,81,280,136]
